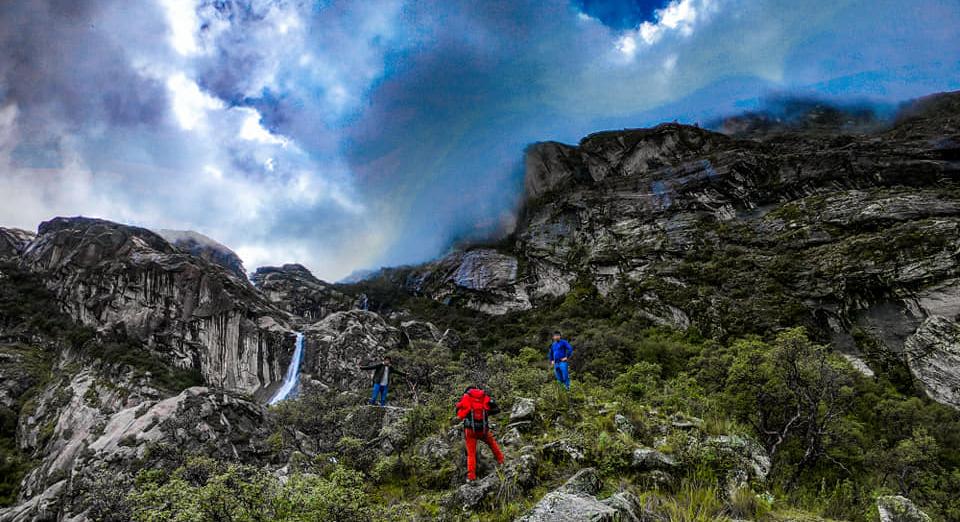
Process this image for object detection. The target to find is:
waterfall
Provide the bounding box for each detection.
[268,332,304,405]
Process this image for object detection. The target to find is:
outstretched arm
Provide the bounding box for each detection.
[359,363,379,371]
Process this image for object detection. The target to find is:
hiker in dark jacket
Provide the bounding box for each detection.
[549,331,574,390]
[455,386,504,481]
[360,356,405,406]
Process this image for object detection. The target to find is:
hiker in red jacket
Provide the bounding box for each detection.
[455,386,505,481]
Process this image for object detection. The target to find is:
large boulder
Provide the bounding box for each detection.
[252,263,355,321]
[876,495,932,522]
[302,310,402,391]
[517,468,644,522]
[631,447,677,471]
[447,445,540,512]
[19,217,296,395]
[905,316,960,408]
[342,405,413,455]
[510,398,536,422]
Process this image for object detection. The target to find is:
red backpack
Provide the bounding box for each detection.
[457,388,492,432]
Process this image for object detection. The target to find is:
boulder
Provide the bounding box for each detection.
[704,435,771,498]
[905,316,960,408]
[876,495,932,522]
[559,467,602,496]
[517,468,644,522]
[446,446,540,512]
[614,414,635,437]
[400,320,442,344]
[510,398,536,422]
[631,447,677,470]
[543,440,586,462]
[342,405,413,455]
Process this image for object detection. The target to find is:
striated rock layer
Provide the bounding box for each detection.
[19,217,296,395]
[252,263,356,321]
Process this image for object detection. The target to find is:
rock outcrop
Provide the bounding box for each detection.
[2,383,273,522]
[19,217,295,395]
[876,495,932,522]
[0,228,34,260]
[372,249,532,315]
[252,264,356,322]
[302,310,402,392]
[155,229,248,279]
[905,316,960,408]
[517,468,643,522]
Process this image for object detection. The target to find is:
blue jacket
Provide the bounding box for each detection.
[549,339,573,362]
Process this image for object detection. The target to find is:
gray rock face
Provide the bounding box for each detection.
[876,495,932,522]
[252,264,355,322]
[155,229,247,279]
[517,468,643,522]
[303,310,402,391]
[19,217,295,395]
[0,227,35,260]
[4,384,273,522]
[905,316,960,408]
[374,248,531,315]
[466,92,960,408]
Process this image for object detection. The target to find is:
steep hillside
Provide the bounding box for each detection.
[1,92,959,522]
[357,91,960,411]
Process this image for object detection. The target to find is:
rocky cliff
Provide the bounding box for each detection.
[155,229,248,279]
[363,91,960,410]
[251,263,357,322]
[18,217,296,396]
[0,228,34,261]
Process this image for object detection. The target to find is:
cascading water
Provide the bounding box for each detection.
[268,332,304,405]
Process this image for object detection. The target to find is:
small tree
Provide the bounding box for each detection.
[725,328,855,479]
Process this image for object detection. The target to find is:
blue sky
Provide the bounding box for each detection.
[1,0,958,279]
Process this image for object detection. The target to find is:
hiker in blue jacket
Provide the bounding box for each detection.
[549,331,573,389]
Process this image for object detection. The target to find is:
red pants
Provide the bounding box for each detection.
[465,428,504,481]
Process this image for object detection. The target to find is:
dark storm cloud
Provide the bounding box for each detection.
[0,0,168,132]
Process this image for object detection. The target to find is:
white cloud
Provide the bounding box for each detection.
[238,108,288,146]
[623,0,713,50]
[167,73,223,131]
[159,0,200,56]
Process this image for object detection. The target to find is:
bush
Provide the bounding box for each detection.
[128,457,373,522]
